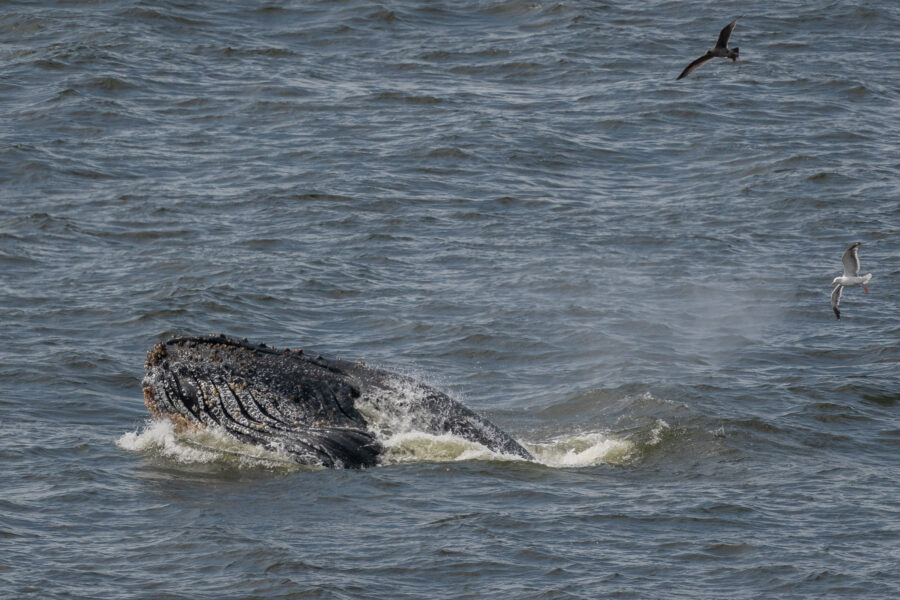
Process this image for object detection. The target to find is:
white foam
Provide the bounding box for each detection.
[648,419,670,446]
[379,430,527,465]
[353,374,435,439]
[354,373,542,466]
[527,431,634,467]
[116,419,299,469]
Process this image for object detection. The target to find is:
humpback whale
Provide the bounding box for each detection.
[142,334,533,468]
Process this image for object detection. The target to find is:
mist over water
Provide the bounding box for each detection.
[2,0,899,598]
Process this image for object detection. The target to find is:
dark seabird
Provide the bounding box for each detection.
[830,242,872,320]
[677,19,740,80]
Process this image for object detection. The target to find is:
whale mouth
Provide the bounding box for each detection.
[141,336,382,468]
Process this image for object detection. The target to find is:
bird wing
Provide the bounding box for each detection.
[677,53,713,80]
[841,242,861,277]
[831,284,843,319]
[716,20,738,49]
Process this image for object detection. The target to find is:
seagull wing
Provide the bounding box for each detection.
[841,242,861,277]
[716,20,738,49]
[677,53,713,80]
[831,284,843,319]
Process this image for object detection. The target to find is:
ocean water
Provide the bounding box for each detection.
[2,0,899,597]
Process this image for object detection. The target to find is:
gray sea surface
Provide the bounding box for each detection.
[2,0,899,598]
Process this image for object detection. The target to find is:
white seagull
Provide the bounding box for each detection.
[830,242,872,320]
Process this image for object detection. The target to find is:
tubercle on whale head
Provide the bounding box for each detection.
[142,385,200,434]
[145,342,167,368]
[164,334,291,355]
[142,385,159,415]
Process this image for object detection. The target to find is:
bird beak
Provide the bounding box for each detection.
[830,281,836,285]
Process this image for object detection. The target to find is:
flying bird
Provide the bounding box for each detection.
[677,19,740,80]
[830,242,872,320]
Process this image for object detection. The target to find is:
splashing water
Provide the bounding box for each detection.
[526,432,634,467]
[379,431,522,465]
[117,420,301,469]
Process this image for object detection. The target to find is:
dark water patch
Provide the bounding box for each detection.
[33,58,68,70]
[803,402,875,425]
[423,147,471,160]
[807,171,856,183]
[371,91,442,104]
[82,76,136,93]
[420,47,512,62]
[862,392,898,407]
[844,84,869,98]
[292,193,355,203]
[218,46,296,57]
[367,8,399,24]
[449,61,543,77]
